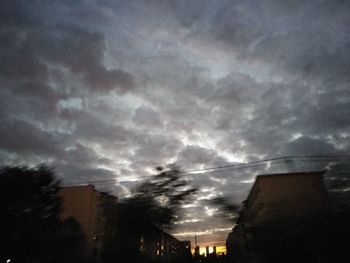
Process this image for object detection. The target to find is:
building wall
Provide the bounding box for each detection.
[59,185,100,247]
[243,171,331,225]
[59,184,119,258]
[226,171,348,263]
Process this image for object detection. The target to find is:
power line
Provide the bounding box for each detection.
[62,155,350,186]
[179,155,350,174]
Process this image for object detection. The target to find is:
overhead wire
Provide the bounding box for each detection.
[62,155,350,186]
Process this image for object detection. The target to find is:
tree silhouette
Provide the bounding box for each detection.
[0,165,62,262]
[0,165,86,263]
[116,165,198,261]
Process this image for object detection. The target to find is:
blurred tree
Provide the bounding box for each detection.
[120,165,198,230]
[0,165,86,263]
[0,165,62,262]
[55,217,88,263]
[115,165,198,261]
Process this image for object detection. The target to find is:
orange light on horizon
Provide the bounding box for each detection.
[191,245,226,256]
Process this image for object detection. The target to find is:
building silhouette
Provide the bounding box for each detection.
[226,171,350,263]
[181,240,192,258]
[213,246,217,255]
[139,230,191,261]
[206,246,210,257]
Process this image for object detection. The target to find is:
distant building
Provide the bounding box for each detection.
[194,245,200,257]
[59,185,118,258]
[206,246,210,257]
[139,229,191,261]
[181,240,192,257]
[226,171,349,263]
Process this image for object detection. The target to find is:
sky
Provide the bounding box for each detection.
[1,0,350,246]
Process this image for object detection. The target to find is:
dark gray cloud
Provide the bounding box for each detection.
[133,106,164,128]
[0,119,67,159]
[0,0,135,102]
[1,0,349,246]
